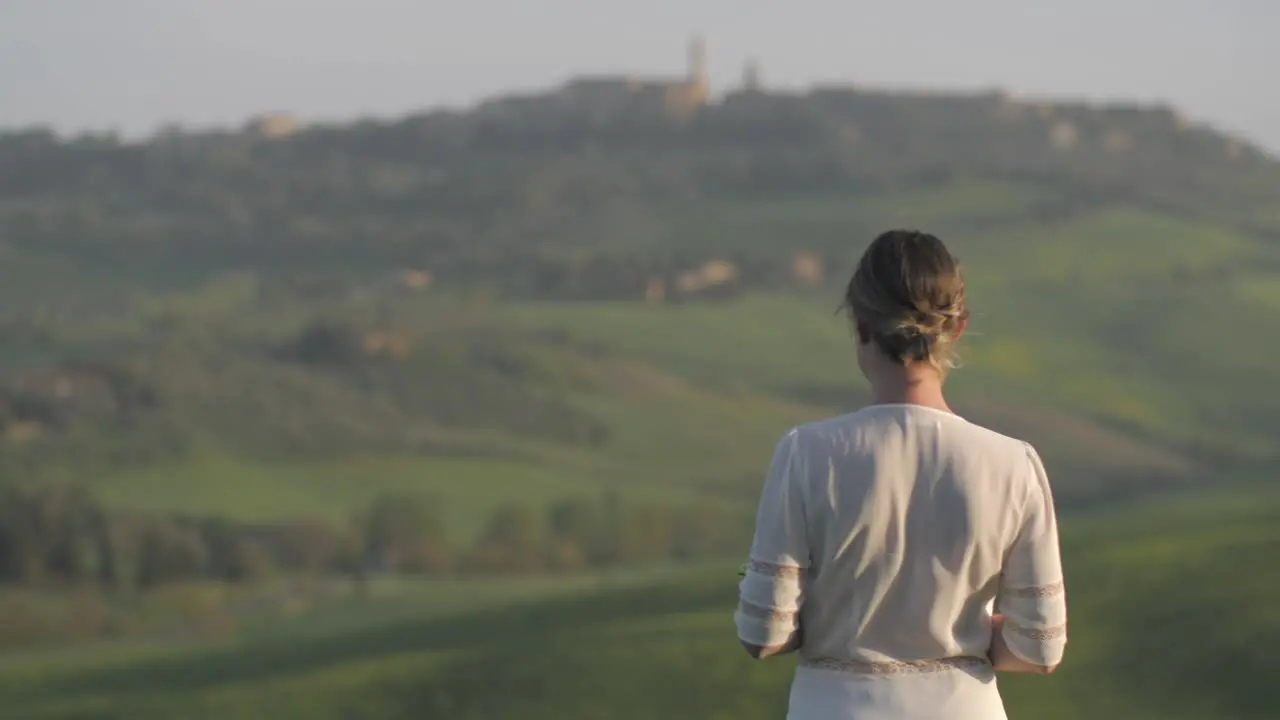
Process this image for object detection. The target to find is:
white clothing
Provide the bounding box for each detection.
[735,404,1067,719]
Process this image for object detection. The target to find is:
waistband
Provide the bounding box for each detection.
[798,655,991,676]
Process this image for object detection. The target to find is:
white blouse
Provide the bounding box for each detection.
[736,404,1067,720]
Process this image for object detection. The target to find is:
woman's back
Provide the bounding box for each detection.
[798,404,1061,665]
[736,405,1066,719]
[734,230,1066,718]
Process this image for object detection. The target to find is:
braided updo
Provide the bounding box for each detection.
[841,229,969,372]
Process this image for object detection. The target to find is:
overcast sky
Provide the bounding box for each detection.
[2,0,1276,152]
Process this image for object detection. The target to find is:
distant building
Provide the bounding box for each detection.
[560,36,711,119]
[742,59,762,93]
[377,269,434,293]
[393,269,433,290]
[792,251,825,286]
[664,35,710,114]
[246,113,301,139]
[645,277,667,304]
[992,93,1027,122]
[1049,121,1079,151]
[362,330,412,359]
[676,259,739,293]
[1103,129,1133,153]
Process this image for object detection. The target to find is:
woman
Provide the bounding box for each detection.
[735,230,1067,719]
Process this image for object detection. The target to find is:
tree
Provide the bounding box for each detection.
[671,504,741,560]
[614,505,674,565]
[468,503,545,574]
[0,485,107,587]
[135,520,207,590]
[286,322,366,367]
[200,519,275,582]
[363,493,452,575]
[271,519,344,574]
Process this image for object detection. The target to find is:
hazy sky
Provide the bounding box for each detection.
[3,0,1276,151]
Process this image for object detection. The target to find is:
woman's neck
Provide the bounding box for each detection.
[865,361,952,414]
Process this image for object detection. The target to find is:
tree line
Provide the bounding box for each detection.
[0,484,746,592]
[0,85,1272,282]
[0,321,614,476]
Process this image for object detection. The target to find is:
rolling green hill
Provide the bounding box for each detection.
[2,195,1276,539]
[0,81,1278,716]
[1,282,1232,533]
[2,488,1276,720]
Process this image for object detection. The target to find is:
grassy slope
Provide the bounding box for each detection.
[75,283,1196,537]
[74,347,819,543]
[3,488,1277,720]
[511,197,1280,459]
[1,167,1277,719]
[503,293,1195,498]
[651,179,1060,256]
[91,455,611,544]
[17,178,1278,538]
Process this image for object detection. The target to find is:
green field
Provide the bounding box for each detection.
[57,275,1241,538]
[94,455,617,544]
[35,204,1278,540]
[2,488,1276,720]
[3,89,1280,719]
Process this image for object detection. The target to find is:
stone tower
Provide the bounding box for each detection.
[743,59,762,92]
[664,35,710,117]
[688,35,708,90]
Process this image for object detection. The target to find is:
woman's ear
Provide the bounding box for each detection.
[856,321,871,345]
[954,316,969,341]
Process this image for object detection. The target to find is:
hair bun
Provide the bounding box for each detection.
[841,230,969,369]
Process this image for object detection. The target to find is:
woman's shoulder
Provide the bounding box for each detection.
[947,414,1038,456]
[790,405,1039,463]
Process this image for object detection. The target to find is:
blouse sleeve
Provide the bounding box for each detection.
[735,429,810,649]
[997,443,1068,668]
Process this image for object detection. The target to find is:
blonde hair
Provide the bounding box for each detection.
[840,229,969,372]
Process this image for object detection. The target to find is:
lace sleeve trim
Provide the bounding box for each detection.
[1007,620,1068,641]
[1003,580,1065,599]
[740,559,805,579]
[737,599,798,623]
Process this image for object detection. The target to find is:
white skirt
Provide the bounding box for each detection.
[787,660,1008,720]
